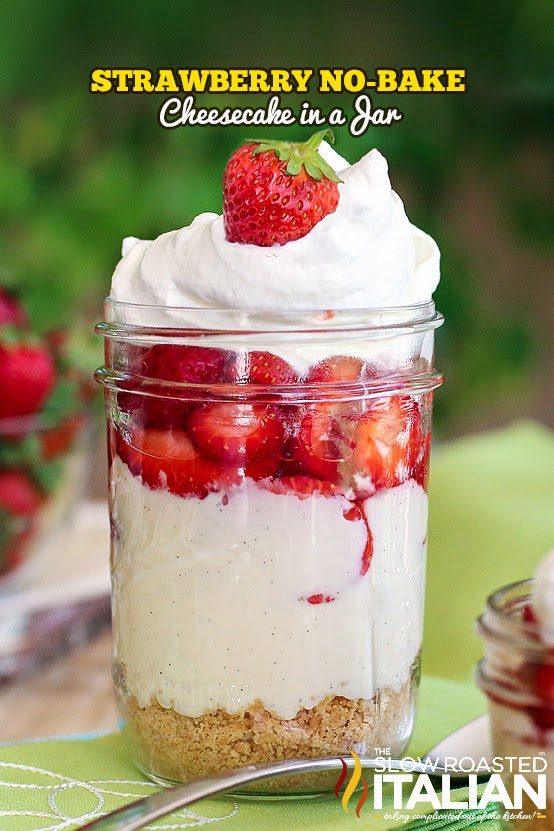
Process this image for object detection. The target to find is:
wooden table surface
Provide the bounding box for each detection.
[0,629,116,743]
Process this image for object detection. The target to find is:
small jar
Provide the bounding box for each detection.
[0,411,91,583]
[97,299,443,794]
[477,580,553,829]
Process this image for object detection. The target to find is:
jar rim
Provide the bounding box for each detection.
[101,297,444,336]
[478,578,542,653]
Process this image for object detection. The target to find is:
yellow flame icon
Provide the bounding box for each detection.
[335,751,369,818]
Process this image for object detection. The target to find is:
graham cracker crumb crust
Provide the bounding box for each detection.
[123,683,413,787]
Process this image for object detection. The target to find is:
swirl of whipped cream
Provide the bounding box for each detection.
[110,143,440,323]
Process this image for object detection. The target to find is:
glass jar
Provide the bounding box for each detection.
[96,299,443,794]
[477,580,553,829]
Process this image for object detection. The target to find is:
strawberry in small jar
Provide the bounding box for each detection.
[98,132,444,793]
[0,287,92,581]
[477,556,554,829]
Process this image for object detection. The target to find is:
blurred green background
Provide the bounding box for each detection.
[1,0,552,436]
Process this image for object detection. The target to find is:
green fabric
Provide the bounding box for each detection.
[425,420,554,682]
[3,421,553,830]
[0,676,500,830]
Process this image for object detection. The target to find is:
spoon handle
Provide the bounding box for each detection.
[78,757,444,831]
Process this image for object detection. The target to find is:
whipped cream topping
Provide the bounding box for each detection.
[533,549,554,645]
[110,142,440,321]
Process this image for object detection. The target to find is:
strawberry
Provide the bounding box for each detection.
[360,515,373,575]
[343,502,374,575]
[412,431,431,490]
[223,130,341,247]
[535,664,554,704]
[143,344,229,385]
[299,498,373,604]
[306,356,376,416]
[40,414,83,460]
[306,355,368,385]
[306,594,335,605]
[0,333,55,419]
[522,603,538,625]
[0,471,42,515]
[228,351,300,386]
[291,411,343,480]
[118,345,231,429]
[0,527,33,575]
[118,390,191,431]
[0,288,28,328]
[119,428,235,498]
[531,664,554,730]
[188,403,284,466]
[261,475,341,499]
[348,396,422,491]
[243,455,282,480]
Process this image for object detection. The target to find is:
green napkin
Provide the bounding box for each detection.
[0,676,501,830]
[425,420,554,682]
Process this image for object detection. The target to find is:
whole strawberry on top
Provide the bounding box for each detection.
[223,130,341,247]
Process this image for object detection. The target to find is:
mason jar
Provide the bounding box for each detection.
[477,580,553,829]
[96,299,443,794]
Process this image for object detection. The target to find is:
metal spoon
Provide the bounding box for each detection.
[79,714,490,831]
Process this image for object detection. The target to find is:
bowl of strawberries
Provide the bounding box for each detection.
[0,286,94,583]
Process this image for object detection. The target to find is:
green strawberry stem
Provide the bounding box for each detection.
[246,130,342,183]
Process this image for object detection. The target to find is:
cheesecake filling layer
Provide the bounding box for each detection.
[111,457,427,720]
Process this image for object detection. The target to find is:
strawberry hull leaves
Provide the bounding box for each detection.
[247,130,342,182]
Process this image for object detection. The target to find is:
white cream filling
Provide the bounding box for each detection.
[111,457,427,719]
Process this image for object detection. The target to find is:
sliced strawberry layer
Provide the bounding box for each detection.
[143,344,230,385]
[348,396,422,492]
[288,411,343,480]
[188,403,284,466]
[306,355,369,385]
[119,428,237,498]
[118,344,232,429]
[118,390,192,430]
[261,475,341,499]
[244,455,282,481]
[305,356,380,416]
[230,351,299,385]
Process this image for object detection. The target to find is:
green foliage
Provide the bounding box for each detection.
[0,0,551,434]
